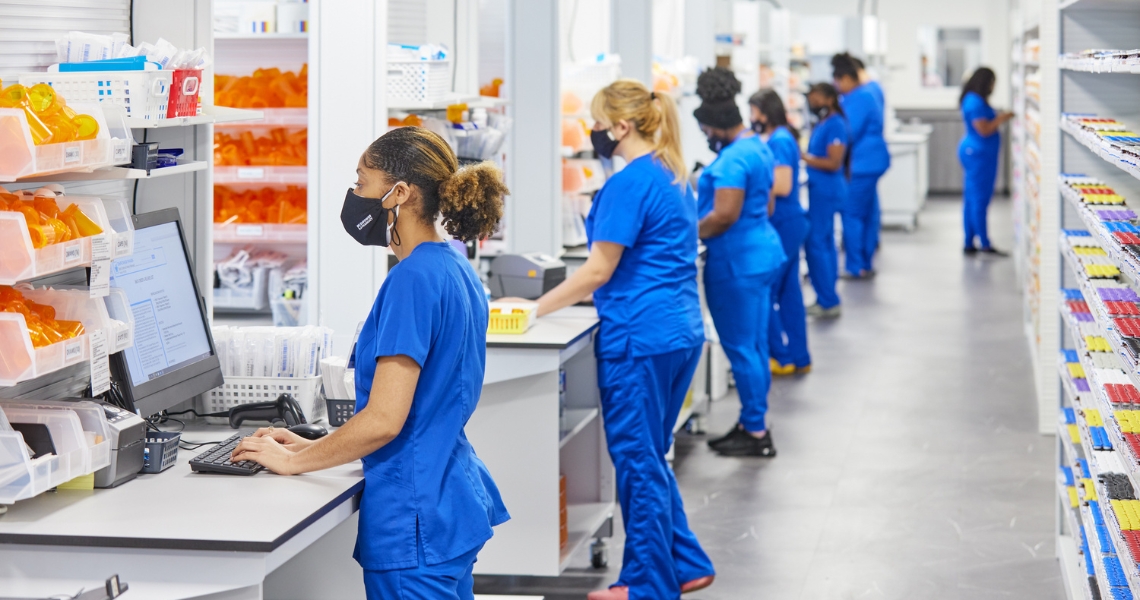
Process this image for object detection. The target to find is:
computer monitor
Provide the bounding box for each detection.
[107,208,223,417]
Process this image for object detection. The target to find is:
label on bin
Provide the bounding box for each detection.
[89,258,110,298]
[64,145,81,164]
[63,241,82,264]
[90,330,110,396]
[236,225,264,237]
[64,338,84,362]
[115,327,130,347]
[237,168,265,180]
[114,234,132,258]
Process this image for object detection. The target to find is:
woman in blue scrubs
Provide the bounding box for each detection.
[695,68,786,458]
[748,89,811,375]
[527,79,714,600]
[958,67,1012,255]
[232,127,510,600]
[832,54,890,279]
[802,83,849,319]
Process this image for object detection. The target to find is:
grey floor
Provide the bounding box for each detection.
[476,197,1063,600]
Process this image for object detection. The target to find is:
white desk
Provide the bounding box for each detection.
[882,126,933,231]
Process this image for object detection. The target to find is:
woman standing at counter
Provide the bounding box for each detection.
[958,67,1012,256]
[695,68,785,458]
[749,89,811,376]
[527,79,715,600]
[802,83,849,318]
[232,127,510,600]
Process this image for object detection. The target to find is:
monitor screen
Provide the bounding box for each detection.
[108,209,222,417]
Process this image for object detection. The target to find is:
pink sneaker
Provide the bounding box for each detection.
[586,586,628,600]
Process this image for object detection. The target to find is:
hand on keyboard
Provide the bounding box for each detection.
[189,434,265,476]
[230,432,298,476]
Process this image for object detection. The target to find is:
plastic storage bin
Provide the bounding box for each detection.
[0,194,118,285]
[168,69,202,118]
[202,375,324,424]
[0,104,113,182]
[102,287,134,353]
[0,406,67,504]
[21,71,172,122]
[214,266,269,310]
[387,59,451,105]
[0,287,117,387]
[487,302,538,334]
[141,431,180,474]
[325,398,355,427]
[1,400,111,482]
[4,405,93,483]
[97,196,135,258]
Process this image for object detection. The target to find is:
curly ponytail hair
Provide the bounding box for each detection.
[363,127,507,241]
[693,67,743,130]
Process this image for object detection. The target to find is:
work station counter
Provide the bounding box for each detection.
[0,309,608,598]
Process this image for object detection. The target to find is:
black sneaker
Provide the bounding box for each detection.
[964,246,978,256]
[714,429,777,457]
[979,247,1008,257]
[707,424,747,450]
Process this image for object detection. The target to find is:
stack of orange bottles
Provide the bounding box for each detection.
[0,81,99,145]
[0,188,103,249]
[214,186,306,225]
[214,128,307,166]
[215,66,308,109]
[0,286,85,349]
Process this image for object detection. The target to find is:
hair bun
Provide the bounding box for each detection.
[437,162,508,242]
[695,67,741,103]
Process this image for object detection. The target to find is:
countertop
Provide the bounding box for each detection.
[486,306,599,350]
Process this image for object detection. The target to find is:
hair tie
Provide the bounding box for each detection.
[650,91,657,100]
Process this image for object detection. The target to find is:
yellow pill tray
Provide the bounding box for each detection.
[488,301,538,335]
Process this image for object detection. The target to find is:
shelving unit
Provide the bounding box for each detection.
[16,161,209,183]
[1045,1,1140,595]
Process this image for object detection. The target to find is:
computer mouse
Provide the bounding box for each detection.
[289,423,329,440]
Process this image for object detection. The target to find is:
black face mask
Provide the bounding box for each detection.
[707,133,729,154]
[810,105,831,120]
[591,129,619,159]
[340,184,400,247]
[751,120,765,135]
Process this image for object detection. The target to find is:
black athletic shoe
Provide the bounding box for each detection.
[979,247,1009,257]
[707,424,747,450]
[964,246,978,256]
[714,429,777,457]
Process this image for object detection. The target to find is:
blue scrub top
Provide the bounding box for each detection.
[840,84,891,176]
[806,114,849,190]
[587,154,705,359]
[865,80,885,113]
[766,126,803,222]
[352,242,509,571]
[697,134,786,282]
[960,91,1000,156]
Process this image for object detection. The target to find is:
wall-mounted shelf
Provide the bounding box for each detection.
[389,94,481,111]
[213,223,307,245]
[215,108,307,127]
[125,106,264,129]
[214,166,308,185]
[1060,0,1140,10]
[17,161,208,183]
[215,32,308,40]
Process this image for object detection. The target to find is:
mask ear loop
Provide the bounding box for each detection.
[390,205,401,247]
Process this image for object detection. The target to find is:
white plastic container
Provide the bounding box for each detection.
[0,194,118,285]
[202,375,325,424]
[0,103,113,182]
[1,400,112,482]
[387,59,452,105]
[3,405,89,482]
[0,427,64,504]
[0,287,114,387]
[214,266,270,310]
[103,287,134,353]
[97,196,134,258]
[21,71,173,122]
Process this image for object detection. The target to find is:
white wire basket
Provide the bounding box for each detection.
[20,70,173,122]
[386,59,451,104]
[202,376,325,424]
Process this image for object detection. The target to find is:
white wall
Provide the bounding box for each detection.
[790,0,1012,110]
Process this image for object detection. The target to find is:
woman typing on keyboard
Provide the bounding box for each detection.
[230,127,510,600]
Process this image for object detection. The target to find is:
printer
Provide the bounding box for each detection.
[95,401,146,488]
[489,253,566,299]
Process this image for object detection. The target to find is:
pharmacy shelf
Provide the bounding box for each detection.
[1061,56,1140,74]
[1061,118,1140,185]
[16,161,208,183]
[1059,532,1094,600]
[1061,0,1140,9]
[213,223,307,245]
[215,108,308,127]
[559,408,599,449]
[389,94,481,112]
[125,106,264,129]
[214,166,308,185]
[215,32,309,40]
[558,502,613,571]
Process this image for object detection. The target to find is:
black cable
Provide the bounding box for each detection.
[164,408,228,418]
[128,0,134,45]
[131,130,148,214]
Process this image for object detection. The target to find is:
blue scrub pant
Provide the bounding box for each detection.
[598,345,714,600]
[805,184,844,309]
[768,214,811,368]
[364,542,483,600]
[705,269,780,432]
[842,174,883,275]
[959,147,999,249]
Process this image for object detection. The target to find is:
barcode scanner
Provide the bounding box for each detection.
[227,393,306,428]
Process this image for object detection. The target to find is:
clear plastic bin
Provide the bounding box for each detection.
[21,70,173,122]
[214,267,269,310]
[0,287,113,386]
[0,193,117,285]
[23,286,132,353]
[1,400,112,481]
[0,104,114,182]
[103,287,134,353]
[97,196,135,258]
[3,405,89,482]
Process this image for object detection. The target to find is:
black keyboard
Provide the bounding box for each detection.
[189,433,265,476]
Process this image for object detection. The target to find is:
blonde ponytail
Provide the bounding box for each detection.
[591,79,687,184]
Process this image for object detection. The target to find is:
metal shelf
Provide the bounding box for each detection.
[1061,0,1140,10]
[16,161,208,183]
[215,32,308,40]
[125,106,264,129]
[557,502,613,571]
[558,408,599,449]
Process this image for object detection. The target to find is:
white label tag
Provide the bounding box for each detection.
[64,145,81,164]
[63,241,82,264]
[115,326,130,347]
[114,234,132,258]
[64,338,84,362]
[90,233,111,261]
[236,224,264,237]
[113,145,130,162]
[89,329,110,395]
[89,257,110,298]
[237,167,265,179]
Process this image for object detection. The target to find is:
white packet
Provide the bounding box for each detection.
[110,32,130,59]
